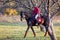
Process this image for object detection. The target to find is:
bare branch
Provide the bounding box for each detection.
[38,0,43,8]
[50,1,60,18]
[2,0,33,11]
[38,0,44,8]
[30,0,34,7]
[3,0,15,5]
[15,0,33,11]
[50,0,58,7]
[26,0,31,7]
[26,0,33,8]
[50,7,60,18]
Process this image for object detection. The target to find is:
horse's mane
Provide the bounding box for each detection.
[22,11,33,18]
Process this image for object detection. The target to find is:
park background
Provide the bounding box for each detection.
[0,0,60,40]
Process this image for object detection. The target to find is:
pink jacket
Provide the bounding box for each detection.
[32,6,40,15]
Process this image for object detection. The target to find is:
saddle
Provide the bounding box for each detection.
[37,17,44,24]
[32,17,44,26]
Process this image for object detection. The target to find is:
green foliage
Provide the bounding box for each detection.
[4,8,18,15]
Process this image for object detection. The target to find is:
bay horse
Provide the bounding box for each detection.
[20,11,48,38]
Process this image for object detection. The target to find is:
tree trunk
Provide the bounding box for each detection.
[48,20,57,40]
[47,0,57,40]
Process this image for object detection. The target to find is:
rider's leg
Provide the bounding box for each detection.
[35,14,39,19]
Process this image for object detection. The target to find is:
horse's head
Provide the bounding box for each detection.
[20,11,31,21]
[20,11,24,21]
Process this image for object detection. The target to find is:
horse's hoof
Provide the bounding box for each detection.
[44,34,46,37]
[23,38,27,40]
[24,36,26,38]
[34,35,36,37]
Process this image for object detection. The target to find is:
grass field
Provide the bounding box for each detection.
[0,25,60,40]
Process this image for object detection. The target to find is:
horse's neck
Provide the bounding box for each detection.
[24,12,32,18]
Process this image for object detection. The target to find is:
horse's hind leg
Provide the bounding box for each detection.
[40,25,45,32]
[31,27,36,37]
[24,26,29,38]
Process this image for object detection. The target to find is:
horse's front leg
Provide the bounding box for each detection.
[31,26,36,37]
[24,26,30,38]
